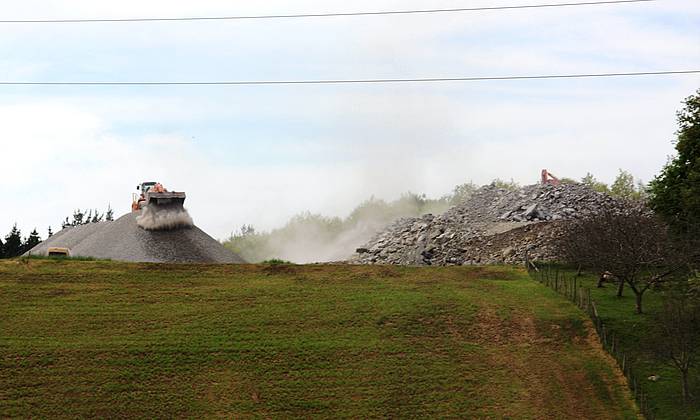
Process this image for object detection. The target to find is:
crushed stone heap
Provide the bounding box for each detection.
[27,212,245,263]
[352,183,629,266]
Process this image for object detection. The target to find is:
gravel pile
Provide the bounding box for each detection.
[26,211,245,263]
[352,183,629,266]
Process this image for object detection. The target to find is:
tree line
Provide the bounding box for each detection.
[0,206,114,258]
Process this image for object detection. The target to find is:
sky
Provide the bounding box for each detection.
[1,0,699,240]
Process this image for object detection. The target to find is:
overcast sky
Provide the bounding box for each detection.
[1,0,699,240]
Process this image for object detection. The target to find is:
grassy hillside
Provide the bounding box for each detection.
[0,260,637,418]
[543,268,700,420]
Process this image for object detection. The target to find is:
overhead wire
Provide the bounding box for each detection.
[0,70,697,86]
[0,0,656,24]
[0,0,685,89]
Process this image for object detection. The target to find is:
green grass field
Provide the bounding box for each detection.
[0,260,637,418]
[548,269,700,420]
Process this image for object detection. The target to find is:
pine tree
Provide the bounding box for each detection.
[91,209,103,223]
[0,237,4,258]
[4,224,23,258]
[72,210,84,226]
[24,229,42,253]
[47,226,53,237]
[106,204,114,221]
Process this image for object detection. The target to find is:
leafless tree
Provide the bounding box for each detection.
[557,205,689,314]
[651,292,700,403]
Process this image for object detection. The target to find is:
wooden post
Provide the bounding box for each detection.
[601,325,607,347]
[622,353,626,373]
[611,332,616,354]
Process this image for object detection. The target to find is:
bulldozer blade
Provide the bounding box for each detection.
[149,196,186,209]
[146,192,186,210]
[136,191,192,230]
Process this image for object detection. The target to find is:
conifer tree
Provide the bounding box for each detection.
[24,229,42,253]
[3,224,23,258]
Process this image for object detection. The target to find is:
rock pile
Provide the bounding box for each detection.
[26,212,245,263]
[352,183,629,266]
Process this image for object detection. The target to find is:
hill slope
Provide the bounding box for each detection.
[0,261,636,418]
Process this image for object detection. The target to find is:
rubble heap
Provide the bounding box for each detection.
[352,183,629,265]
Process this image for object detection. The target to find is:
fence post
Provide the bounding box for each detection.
[601,324,607,347]
[621,353,626,374]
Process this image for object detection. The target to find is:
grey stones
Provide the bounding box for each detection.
[523,204,539,220]
[25,212,245,263]
[351,183,632,266]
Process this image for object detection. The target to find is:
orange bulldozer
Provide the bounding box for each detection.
[131,182,187,213]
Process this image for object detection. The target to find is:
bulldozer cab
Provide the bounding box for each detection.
[138,182,157,196]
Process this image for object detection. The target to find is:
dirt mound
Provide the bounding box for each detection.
[352,183,630,265]
[26,212,245,263]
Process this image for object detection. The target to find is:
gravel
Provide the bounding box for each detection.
[351,182,633,266]
[26,211,246,263]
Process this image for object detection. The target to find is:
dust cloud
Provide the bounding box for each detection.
[224,190,470,263]
[136,205,194,231]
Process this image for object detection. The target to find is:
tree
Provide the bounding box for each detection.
[610,169,639,200]
[239,224,255,236]
[491,178,519,191]
[72,209,85,226]
[3,224,23,258]
[580,172,610,193]
[650,89,700,239]
[651,291,700,402]
[61,206,111,228]
[0,237,4,258]
[47,226,53,237]
[557,206,688,314]
[24,229,42,253]
[91,209,103,223]
[450,181,478,204]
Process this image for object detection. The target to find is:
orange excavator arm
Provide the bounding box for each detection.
[541,169,560,185]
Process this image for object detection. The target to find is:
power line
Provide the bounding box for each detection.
[0,0,656,24]
[0,70,697,86]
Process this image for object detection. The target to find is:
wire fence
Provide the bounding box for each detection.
[526,260,656,419]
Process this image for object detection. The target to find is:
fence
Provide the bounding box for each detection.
[527,262,655,419]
